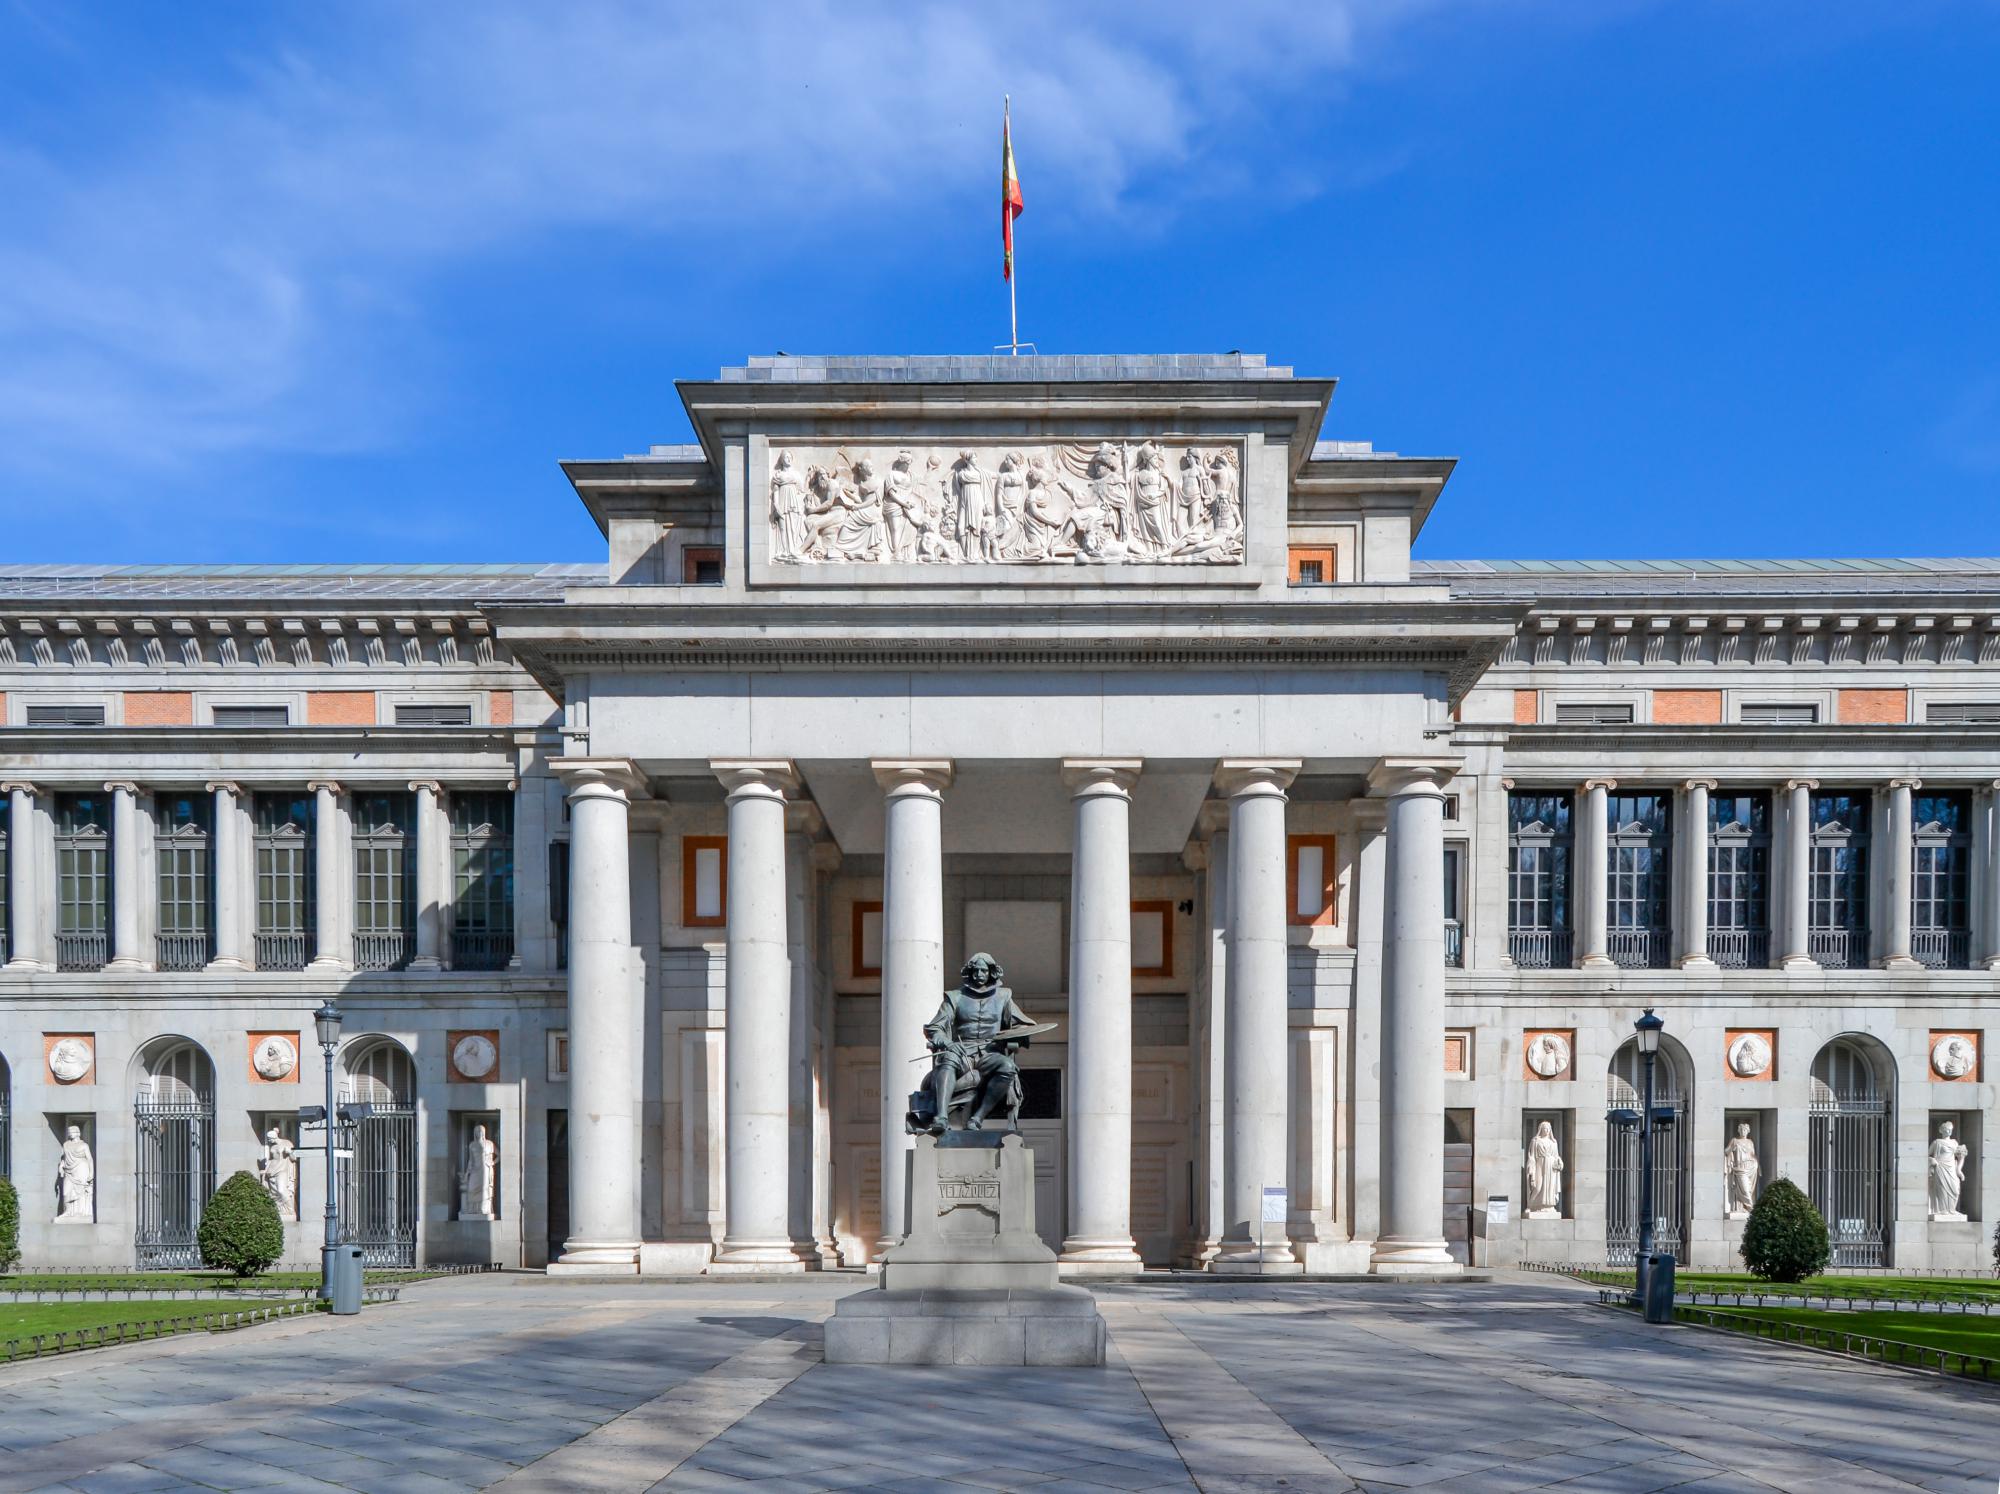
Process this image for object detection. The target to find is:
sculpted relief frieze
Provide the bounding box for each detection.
[768,440,1245,566]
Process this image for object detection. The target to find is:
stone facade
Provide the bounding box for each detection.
[0,354,1994,1276]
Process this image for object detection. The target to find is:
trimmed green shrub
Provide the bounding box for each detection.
[198,1170,285,1278]
[0,1175,19,1274]
[1740,1176,1831,1283]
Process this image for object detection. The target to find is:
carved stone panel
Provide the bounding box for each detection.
[767,440,1245,567]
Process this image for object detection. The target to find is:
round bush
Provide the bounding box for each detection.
[198,1170,285,1278]
[1740,1176,1831,1283]
[0,1175,19,1274]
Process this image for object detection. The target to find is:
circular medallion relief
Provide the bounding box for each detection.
[252,1035,298,1081]
[452,1034,497,1081]
[1728,1032,1773,1078]
[1526,1032,1571,1079]
[1932,1035,1975,1080]
[48,1037,92,1084]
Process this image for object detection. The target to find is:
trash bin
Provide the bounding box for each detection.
[1642,1253,1675,1324]
[325,1245,365,1316]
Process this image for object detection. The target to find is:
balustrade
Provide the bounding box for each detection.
[154,933,211,972]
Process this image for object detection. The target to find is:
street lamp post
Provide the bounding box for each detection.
[1633,1007,1664,1308]
[314,1000,343,1301]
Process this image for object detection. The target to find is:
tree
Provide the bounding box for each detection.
[1740,1176,1831,1283]
[198,1170,285,1278]
[0,1176,19,1274]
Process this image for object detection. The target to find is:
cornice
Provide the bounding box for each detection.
[1492,605,2000,672]
[0,608,531,672]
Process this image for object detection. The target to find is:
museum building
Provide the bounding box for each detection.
[0,354,1994,1276]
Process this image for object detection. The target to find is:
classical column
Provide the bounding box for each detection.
[307,781,347,970]
[1983,782,2000,971]
[710,760,805,1273]
[105,781,145,970]
[872,760,952,1258]
[1370,759,1459,1275]
[1779,779,1817,971]
[1213,759,1302,1274]
[1181,821,1228,1265]
[1880,779,1920,970]
[3,784,50,970]
[1678,779,1716,968]
[1061,759,1143,1272]
[408,780,444,970]
[551,759,647,1273]
[205,781,250,971]
[1578,779,1615,967]
[810,839,843,1264]
[1347,801,1387,1244]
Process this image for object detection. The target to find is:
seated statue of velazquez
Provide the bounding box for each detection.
[906,953,1042,1135]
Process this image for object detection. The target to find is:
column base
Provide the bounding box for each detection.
[107,957,151,973]
[708,1240,808,1274]
[5,958,54,973]
[639,1241,715,1274]
[204,956,250,972]
[1780,955,1819,972]
[548,1239,641,1275]
[1058,1236,1142,1274]
[1211,1237,1302,1275]
[307,955,350,973]
[1879,955,1922,971]
[1174,1236,1222,1269]
[1580,953,1615,969]
[1986,957,2000,972]
[407,955,443,972]
[1370,1238,1459,1275]
[1676,954,1716,970]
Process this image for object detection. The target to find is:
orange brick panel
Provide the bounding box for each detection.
[489,689,515,727]
[1837,688,1908,725]
[1652,690,1723,725]
[1512,690,1538,725]
[305,691,376,726]
[123,691,193,726]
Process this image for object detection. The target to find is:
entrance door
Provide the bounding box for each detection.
[1017,1065,1064,1252]
[546,1109,569,1264]
[1442,1110,1474,1265]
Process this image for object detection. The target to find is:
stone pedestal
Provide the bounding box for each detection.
[824,1133,1106,1366]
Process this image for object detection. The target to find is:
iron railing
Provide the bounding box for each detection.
[154,932,211,972]
[341,1104,418,1267]
[135,1097,214,1270]
[1443,921,1463,968]
[1606,1072,1687,1266]
[1707,928,1769,969]
[1912,928,1971,971]
[1508,928,1573,968]
[353,931,412,972]
[55,932,107,972]
[451,928,514,971]
[1810,927,1868,969]
[1810,1095,1891,1268]
[1608,928,1671,969]
[255,932,310,971]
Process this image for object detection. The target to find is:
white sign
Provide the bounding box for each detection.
[1261,1186,1288,1223]
[1486,1195,1511,1227]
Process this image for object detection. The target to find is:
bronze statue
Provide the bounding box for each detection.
[906,953,1051,1135]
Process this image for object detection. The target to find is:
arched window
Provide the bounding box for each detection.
[340,1040,418,1266]
[1606,1035,1692,1265]
[135,1039,216,1269]
[1810,1037,1894,1267]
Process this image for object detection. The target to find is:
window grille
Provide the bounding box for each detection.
[339,1044,417,1267]
[134,1044,215,1269]
[211,705,289,727]
[395,703,472,726]
[682,547,724,584]
[352,790,414,970]
[154,792,213,971]
[1606,1042,1689,1266]
[1809,1039,1891,1267]
[1706,792,1770,968]
[1911,791,1971,969]
[1442,844,1464,968]
[1808,791,1870,969]
[1925,701,2000,724]
[451,790,514,970]
[25,704,106,726]
[1554,702,1635,725]
[253,792,315,970]
[1606,792,1671,968]
[1506,792,1573,968]
[1739,702,1819,725]
[55,792,109,971]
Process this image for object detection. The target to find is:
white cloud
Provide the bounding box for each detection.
[0,0,1442,488]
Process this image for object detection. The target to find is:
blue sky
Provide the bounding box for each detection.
[2,1,1996,564]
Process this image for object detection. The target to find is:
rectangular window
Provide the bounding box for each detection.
[0,797,8,966]
[1808,790,1870,969]
[682,547,724,585]
[396,703,473,726]
[1286,546,1336,585]
[1706,792,1770,968]
[254,792,315,970]
[1507,792,1573,968]
[851,900,883,978]
[154,792,212,971]
[212,705,289,727]
[55,792,110,970]
[1286,834,1337,927]
[1555,702,1635,725]
[1130,900,1173,976]
[352,791,415,970]
[1606,791,1671,969]
[1739,702,1819,725]
[1443,843,1464,968]
[451,790,514,970]
[548,840,569,971]
[682,835,727,927]
[26,704,106,726]
[1925,701,2000,724]
[1912,791,1971,969]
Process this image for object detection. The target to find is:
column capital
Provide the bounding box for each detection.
[102,780,139,796]
[1888,777,1922,792]
[407,778,444,797]
[1782,778,1819,793]
[554,757,651,802]
[204,779,245,798]
[1682,778,1718,793]
[711,759,800,802]
[1350,798,1389,832]
[305,779,343,796]
[870,759,953,796]
[1061,758,1142,797]
[784,800,826,837]
[1,781,41,799]
[1582,777,1618,793]
[1214,758,1300,798]
[1367,756,1457,799]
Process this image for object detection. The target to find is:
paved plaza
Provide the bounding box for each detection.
[0,1273,1993,1494]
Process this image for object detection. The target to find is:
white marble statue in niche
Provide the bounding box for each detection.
[459,1123,498,1220]
[773,440,1245,566]
[1929,1121,1970,1222]
[1724,1122,1760,1219]
[259,1126,297,1218]
[56,1125,94,1221]
[1525,1121,1565,1218]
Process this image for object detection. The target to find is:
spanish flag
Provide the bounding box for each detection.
[1002,100,1024,281]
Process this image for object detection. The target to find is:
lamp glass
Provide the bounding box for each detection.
[1634,1008,1663,1056]
[314,1001,343,1051]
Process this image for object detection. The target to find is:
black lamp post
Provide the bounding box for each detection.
[1633,1007,1665,1305]
[314,1000,343,1301]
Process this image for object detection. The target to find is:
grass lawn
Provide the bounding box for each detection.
[1705,1304,2000,1364]
[1575,1268,2000,1304]
[0,1298,317,1340]
[0,1269,434,1293]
